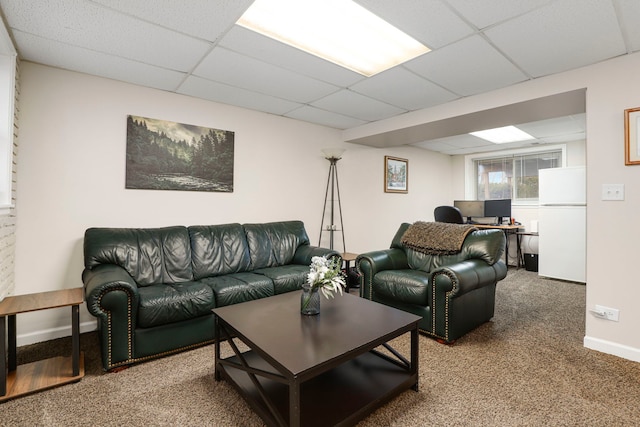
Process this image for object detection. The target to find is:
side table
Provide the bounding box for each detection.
[0,288,85,402]
[341,252,359,290]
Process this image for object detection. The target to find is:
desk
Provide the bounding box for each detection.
[474,224,523,267]
[0,288,85,401]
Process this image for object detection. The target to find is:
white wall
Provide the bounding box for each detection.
[14,62,452,344]
[346,51,640,362]
[581,54,640,361]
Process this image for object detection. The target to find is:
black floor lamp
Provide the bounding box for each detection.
[318,148,345,252]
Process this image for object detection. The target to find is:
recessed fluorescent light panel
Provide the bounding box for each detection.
[470,126,536,144]
[237,0,430,77]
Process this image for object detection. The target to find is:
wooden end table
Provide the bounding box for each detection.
[0,288,85,402]
[341,252,359,290]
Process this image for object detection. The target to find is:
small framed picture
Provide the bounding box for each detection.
[624,107,640,165]
[384,156,408,193]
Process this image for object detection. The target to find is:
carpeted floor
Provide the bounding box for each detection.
[4,269,640,426]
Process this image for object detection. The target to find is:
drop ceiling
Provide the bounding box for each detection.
[1,0,638,154]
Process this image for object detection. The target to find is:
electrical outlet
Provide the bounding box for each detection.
[594,305,619,321]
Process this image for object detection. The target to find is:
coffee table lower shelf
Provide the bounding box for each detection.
[219,350,417,427]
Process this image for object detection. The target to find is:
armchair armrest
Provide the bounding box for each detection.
[431,259,507,298]
[430,259,507,340]
[293,245,341,265]
[356,248,408,299]
[82,264,139,370]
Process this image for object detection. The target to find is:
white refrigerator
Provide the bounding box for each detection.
[538,166,586,283]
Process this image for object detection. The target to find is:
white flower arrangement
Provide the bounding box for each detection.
[306,255,346,299]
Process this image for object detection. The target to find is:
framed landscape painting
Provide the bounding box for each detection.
[624,107,640,165]
[125,115,234,192]
[384,156,408,193]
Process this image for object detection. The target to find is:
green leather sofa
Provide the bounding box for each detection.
[82,220,339,371]
[356,223,507,343]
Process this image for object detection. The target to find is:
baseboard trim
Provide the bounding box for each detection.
[16,320,98,347]
[584,335,640,363]
[17,324,640,364]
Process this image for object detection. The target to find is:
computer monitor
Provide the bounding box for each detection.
[453,200,485,222]
[484,199,512,224]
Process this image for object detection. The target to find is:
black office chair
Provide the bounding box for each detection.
[434,206,464,224]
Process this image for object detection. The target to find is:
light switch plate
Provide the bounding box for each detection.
[602,184,624,201]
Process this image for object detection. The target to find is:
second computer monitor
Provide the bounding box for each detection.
[453,200,484,222]
[484,199,512,224]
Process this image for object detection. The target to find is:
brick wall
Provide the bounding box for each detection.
[0,59,18,301]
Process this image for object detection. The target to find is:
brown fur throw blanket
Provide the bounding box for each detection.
[401,221,477,255]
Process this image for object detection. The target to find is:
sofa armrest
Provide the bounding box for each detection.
[356,249,408,299]
[82,264,139,370]
[292,245,341,265]
[83,264,139,315]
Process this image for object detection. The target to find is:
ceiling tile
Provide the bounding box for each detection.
[446,0,553,29]
[440,147,483,155]
[404,35,528,96]
[311,90,406,122]
[485,0,626,77]
[411,139,458,152]
[91,0,253,41]
[414,133,494,150]
[350,66,459,110]
[219,26,364,87]
[517,114,586,138]
[14,31,186,91]
[0,0,211,72]
[355,0,475,48]
[457,142,524,154]
[178,76,301,115]
[412,137,515,156]
[285,106,367,130]
[447,134,495,149]
[616,0,640,52]
[538,133,585,143]
[193,47,339,103]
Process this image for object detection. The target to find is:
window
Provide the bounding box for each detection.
[469,147,564,202]
[0,25,16,210]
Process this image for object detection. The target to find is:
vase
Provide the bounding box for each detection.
[300,284,320,315]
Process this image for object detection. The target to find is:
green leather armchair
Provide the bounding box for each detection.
[356,223,507,343]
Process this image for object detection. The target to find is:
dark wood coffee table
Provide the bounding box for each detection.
[213,292,420,427]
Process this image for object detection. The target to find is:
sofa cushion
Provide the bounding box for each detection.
[137,282,214,328]
[373,270,429,306]
[84,226,193,286]
[201,272,274,307]
[189,224,251,280]
[244,221,309,270]
[253,265,309,295]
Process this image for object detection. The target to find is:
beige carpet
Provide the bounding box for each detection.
[4,269,640,426]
